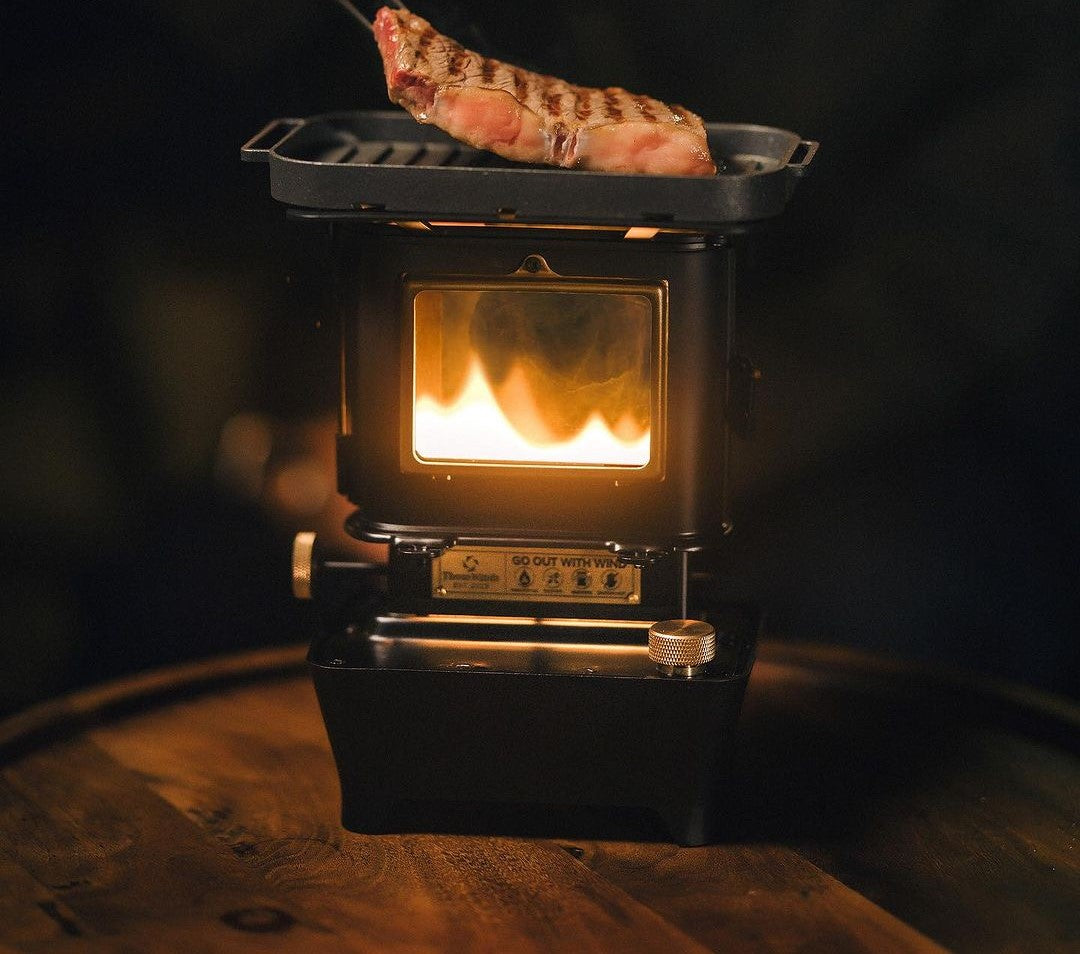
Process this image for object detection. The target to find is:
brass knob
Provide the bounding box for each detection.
[648,619,716,677]
[291,531,317,600]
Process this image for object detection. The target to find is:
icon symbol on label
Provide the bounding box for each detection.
[518,569,533,587]
[574,570,591,588]
[545,570,562,588]
[603,571,620,589]
[462,555,480,572]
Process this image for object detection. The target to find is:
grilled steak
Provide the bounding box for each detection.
[374,6,716,176]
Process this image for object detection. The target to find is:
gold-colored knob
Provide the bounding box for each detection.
[291,531,317,600]
[648,619,716,677]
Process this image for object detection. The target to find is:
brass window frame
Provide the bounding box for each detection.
[399,266,668,480]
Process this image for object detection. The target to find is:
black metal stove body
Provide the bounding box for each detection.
[246,111,815,844]
[338,224,733,611]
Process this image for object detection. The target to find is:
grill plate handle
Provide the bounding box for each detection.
[241,118,304,163]
[785,140,819,174]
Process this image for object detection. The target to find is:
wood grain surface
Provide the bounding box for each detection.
[0,642,1076,953]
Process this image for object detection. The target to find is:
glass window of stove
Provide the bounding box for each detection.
[412,288,656,469]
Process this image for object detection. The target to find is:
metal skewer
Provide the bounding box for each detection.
[328,0,408,33]
[329,0,374,32]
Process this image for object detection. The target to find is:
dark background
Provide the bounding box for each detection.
[3,0,1077,713]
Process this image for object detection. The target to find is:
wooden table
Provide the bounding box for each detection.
[1,641,1076,952]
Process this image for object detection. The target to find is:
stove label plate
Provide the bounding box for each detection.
[432,546,641,604]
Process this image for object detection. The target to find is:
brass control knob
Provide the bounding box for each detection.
[291,531,317,600]
[648,619,716,677]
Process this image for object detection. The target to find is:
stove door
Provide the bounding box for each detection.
[403,260,666,480]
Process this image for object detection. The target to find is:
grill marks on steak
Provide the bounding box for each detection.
[373,6,716,176]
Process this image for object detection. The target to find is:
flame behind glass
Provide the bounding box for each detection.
[413,289,653,468]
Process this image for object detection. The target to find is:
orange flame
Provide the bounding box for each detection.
[415,356,650,467]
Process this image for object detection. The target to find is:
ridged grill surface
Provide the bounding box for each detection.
[648,620,717,668]
[307,136,514,170]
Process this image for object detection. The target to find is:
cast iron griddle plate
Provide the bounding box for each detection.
[243,111,817,229]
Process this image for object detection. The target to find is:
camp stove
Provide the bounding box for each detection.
[243,111,816,844]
